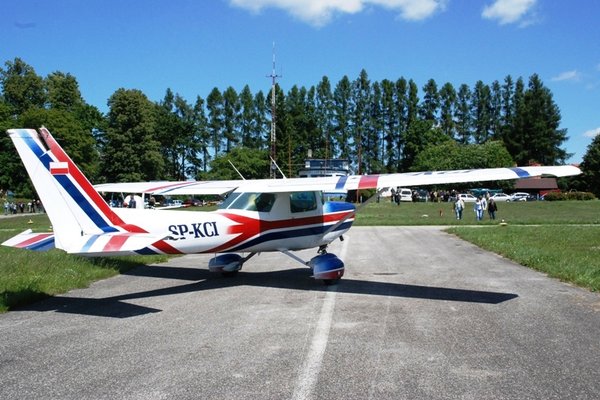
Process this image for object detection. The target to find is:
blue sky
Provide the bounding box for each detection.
[2,0,599,163]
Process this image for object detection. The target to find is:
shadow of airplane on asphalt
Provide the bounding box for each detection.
[15,263,519,318]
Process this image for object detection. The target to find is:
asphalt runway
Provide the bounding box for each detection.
[1,226,599,400]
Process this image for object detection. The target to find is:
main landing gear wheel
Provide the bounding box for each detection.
[310,253,345,285]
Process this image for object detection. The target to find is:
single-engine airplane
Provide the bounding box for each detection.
[2,127,581,284]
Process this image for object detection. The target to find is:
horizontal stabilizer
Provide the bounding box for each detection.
[64,232,166,256]
[2,229,55,251]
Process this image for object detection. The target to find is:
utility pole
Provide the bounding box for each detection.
[267,42,281,179]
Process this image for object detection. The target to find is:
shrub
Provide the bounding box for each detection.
[565,191,596,201]
[543,192,564,201]
[544,191,596,201]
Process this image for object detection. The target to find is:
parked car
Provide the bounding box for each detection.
[164,199,183,207]
[413,189,429,202]
[184,198,201,207]
[398,188,413,202]
[509,192,529,202]
[458,193,477,202]
[490,193,511,202]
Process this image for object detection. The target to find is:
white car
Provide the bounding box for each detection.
[490,193,511,202]
[458,193,477,202]
[398,188,413,202]
[509,192,529,202]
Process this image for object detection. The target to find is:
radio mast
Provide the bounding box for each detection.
[267,43,281,179]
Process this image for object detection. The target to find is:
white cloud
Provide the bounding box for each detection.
[583,127,600,138]
[551,70,581,82]
[482,0,536,25]
[229,0,446,27]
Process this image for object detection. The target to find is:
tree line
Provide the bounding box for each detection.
[0,57,591,198]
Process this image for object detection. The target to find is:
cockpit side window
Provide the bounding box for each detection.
[218,192,275,212]
[290,191,317,213]
[218,192,241,209]
[254,193,276,212]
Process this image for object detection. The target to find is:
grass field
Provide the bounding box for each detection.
[1,200,598,312]
[0,214,169,312]
[354,199,600,225]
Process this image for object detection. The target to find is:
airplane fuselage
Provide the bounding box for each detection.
[110,192,355,256]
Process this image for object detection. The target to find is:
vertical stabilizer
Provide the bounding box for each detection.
[7,128,129,251]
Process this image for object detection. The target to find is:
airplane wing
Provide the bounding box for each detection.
[94,165,581,195]
[94,180,243,196]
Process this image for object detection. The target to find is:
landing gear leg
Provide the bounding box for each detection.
[209,252,257,277]
[317,244,328,255]
[222,252,258,277]
[280,249,344,285]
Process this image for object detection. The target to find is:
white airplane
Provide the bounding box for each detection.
[2,127,581,284]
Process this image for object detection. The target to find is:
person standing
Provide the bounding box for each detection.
[474,197,483,221]
[488,198,498,220]
[454,196,464,220]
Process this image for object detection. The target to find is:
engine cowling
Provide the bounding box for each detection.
[208,253,243,273]
[309,253,345,281]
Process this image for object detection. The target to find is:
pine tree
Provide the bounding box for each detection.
[381,79,397,172]
[394,78,409,172]
[472,80,491,144]
[351,69,371,174]
[439,82,457,138]
[420,78,439,121]
[333,76,352,161]
[580,134,600,197]
[315,76,335,159]
[222,86,240,153]
[239,85,256,148]
[510,74,569,165]
[455,84,472,144]
[192,95,211,175]
[253,90,269,150]
[206,87,224,158]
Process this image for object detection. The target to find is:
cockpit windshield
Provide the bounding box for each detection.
[218,192,276,212]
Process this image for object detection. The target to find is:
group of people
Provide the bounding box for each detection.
[3,199,44,215]
[454,195,498,221]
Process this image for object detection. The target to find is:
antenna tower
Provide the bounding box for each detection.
[267,43,281,179]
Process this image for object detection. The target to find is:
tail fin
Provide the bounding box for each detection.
[6,127,142,252]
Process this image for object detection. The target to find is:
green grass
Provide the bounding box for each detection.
[0,214,169,312]
[354,199,600,226]
[447,225,600,292]
[1,200,599,312]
